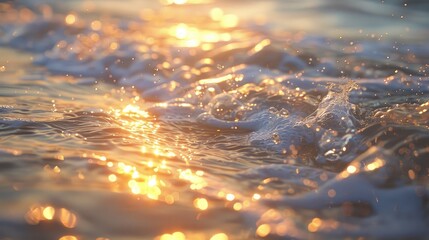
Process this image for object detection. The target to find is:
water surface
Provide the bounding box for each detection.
[0,1,428,239]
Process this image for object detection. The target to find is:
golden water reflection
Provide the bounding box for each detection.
[169,23,233,48]
[25,205,77,229]
[99,104,208,206]
[14,4,267,237]
[155,231,229,240]
[58,236,79,240]
[22,101,330,239]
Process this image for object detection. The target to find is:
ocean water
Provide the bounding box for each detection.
[0,0,428,239]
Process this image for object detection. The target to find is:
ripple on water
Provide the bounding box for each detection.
[0,1,428,239]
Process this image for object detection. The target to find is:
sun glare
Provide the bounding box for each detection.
[169,23,233,47]
[160,0,213,5]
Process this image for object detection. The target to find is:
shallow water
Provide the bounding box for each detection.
[0,1,428,240]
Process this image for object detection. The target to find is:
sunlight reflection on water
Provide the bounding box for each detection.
[0,0,428,239]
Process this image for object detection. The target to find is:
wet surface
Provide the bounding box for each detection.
[0,1,428,239]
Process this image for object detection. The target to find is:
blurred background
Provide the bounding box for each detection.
[11,0,429,41]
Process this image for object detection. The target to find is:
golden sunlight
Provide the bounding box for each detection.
[1,0,426,239]
[25,205,78,229]
[346,165,357,174]
[210,233,229,240]
[59,208,78,228]
[92,103,212,206]
[160,0,213,5]
[65,13,76,25]
[42,206,55,220]
[166,14,237,48]
[193,197,209,210]
[365,158,385,171]
[256,224,271,237]
[59,236,79,240]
